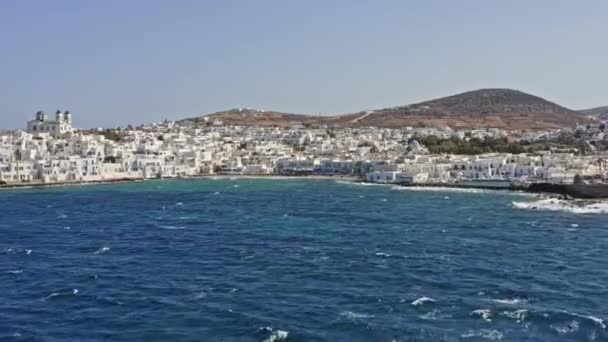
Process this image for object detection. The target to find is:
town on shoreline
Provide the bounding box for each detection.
[1,110,607,197]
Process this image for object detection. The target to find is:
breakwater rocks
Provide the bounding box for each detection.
[528,183,608,199]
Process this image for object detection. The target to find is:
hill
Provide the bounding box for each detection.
[579,106,608,121]
[181,108,360,127]
[181,89,594,130]
[353,89,591,129]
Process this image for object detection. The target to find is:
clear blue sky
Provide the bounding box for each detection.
[1,0,606,129]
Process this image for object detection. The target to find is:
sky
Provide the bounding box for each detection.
[0,0,607,129]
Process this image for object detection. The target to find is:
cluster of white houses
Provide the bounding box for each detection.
[0,111,607,185]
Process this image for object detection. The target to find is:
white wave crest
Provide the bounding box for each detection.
[258,327,289,342]
[501,309,528,323]
[159,225,185,230]
[513,198,608,214]
[44,292,61,300]
[411,296,436,306]
[263,330,288,342]
[567,312,606,329]
[471,309,493,322]
[44,288,78,301]
[6,270,23,274]
[336,180,387,186]
[391,186,502,194]
[491,298,528,305]
[461,329,504,340]
[94,247,110,254]
[420,309,447,320]
[551,320,580,334]
[340,310,375,319]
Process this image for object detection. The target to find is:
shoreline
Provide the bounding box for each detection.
[0,174,362,190]
[395,182,530,193]
[189,174,361,181]
[2,175,606,202]
[0,177,146,190]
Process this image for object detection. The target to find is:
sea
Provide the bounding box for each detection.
[1,178,607,341]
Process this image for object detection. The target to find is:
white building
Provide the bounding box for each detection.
[365,171,421,184]
[27,110,74,137]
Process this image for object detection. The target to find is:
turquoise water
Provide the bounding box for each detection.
[1,178,607,341]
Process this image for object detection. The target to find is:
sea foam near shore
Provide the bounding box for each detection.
[512,198,608,214]
[389,185,524,195]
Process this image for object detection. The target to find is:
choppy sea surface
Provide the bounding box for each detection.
[1,178,608,341]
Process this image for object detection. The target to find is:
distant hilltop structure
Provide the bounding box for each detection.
[27,110,74,137]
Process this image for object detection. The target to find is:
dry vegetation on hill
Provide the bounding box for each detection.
[182,89,596,130]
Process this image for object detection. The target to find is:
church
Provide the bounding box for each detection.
[27,110,74,137]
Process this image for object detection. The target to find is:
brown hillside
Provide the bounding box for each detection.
[580,106,608,121]
[352,89,591,129]
[182,89,594,130]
